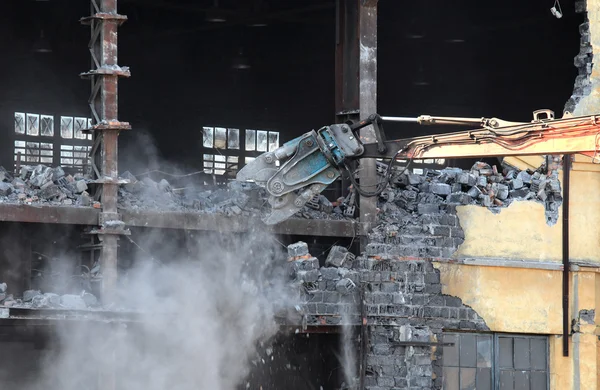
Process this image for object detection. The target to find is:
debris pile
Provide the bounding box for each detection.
[378,160,562,225]
[0,160,563,224]
[118,171,351,220]
[0,165,94,207]
[0,283,99,310]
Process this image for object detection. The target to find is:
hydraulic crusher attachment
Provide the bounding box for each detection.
[237,110,600,225]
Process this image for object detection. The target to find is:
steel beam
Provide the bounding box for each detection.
[357,0,378,242]
[0,203,362,237]
[0,204,99,225]
[121,210,361,237]
[81,0,130,306]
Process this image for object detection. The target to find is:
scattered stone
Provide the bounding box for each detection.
[75,180,88,194]
[38,184,62,200]
[335,278,356,294]
[158,179,172,192]
[0,283,6,293]
[23,290,42,302]
[78,191,92,207]
[457,172,476,186]
[81,292,98,307]
[11,178,25,190]
[0,183,13,196]
[430,183,451,196]
[0,167,13,183]
[52,166,65,181]
[326,246,355,268]
[288,242,309,258]
[60,294,87,310]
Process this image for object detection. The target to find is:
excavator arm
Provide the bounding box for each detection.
[236,109,600,224]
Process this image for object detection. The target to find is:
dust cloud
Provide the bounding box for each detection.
[27,222,294,390]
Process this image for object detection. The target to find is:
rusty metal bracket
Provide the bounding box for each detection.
[80,13,128,25]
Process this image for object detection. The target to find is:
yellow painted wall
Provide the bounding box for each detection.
[453,155,600,263]
[436,262,600,389]
[435,263,565,334]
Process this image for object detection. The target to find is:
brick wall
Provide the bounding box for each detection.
[564,0,593,115]
[290,240,488,390]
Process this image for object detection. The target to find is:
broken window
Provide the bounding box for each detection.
[203,127,214,148]
[245,129,279,152]
[214,127,227,149]
[14,112,25,134]
[26,114,40,136]
[74,117,88,140]
[443,333,548,390]
[14,112,92,172]
[13,141,53,164]
[40,115,54,137]
[245,130,256,151]
[61,116,74,139]
[203,154,240,176]
[227,129,240,149]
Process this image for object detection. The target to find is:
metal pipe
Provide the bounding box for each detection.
[562,154,571,357]
[380,116,419,123]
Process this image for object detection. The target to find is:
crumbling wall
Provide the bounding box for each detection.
[291,241,487,390]
[565,0,596,115]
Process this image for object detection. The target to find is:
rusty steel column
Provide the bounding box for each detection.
[358,0,378,244]
[81,0,131,306]
[335,0,379,245]
[335,0,360,122]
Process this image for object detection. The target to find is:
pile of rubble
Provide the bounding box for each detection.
[0,165,94,207]
[118,171,352,220]
[0,160,563,224]
[0,283,99,310]
[378,159,563,225]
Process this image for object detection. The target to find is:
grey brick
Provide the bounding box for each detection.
[424,272,439,284]
[287,241,309,257]
[377,376,396,387]
[448,308,460,319]
[305,291,323,302]
[392,293,406,304]
[430,183,451,196]
[432,226,450,236]
[304,303,317,314]
[447,192,471,204]
[316,303,329,314]
[459,320,476,330]
[394,378,408,388]
[373,344,392,356]
[323,291,340,303]
[296,269,319,283]
[289,258,319,271]
[380,282,399,293]
[417,203,440,214]
[410,376,432,387]
[427,295,444,306]
[381,365,399,377]
[320,267,340,280]
[426,283,442,294]
[444,296,462,307]
[450,227,465,238]
[460,308,471,320]
[411,354,432,366]
[457,172,476,186]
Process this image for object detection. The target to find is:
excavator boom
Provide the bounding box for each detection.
[362,115,600,160]
[236,110,600,225]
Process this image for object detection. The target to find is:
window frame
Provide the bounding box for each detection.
[201,126,280,178]
[442,332,550,390]
[13,112,93,172]
[493,333,550,390]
